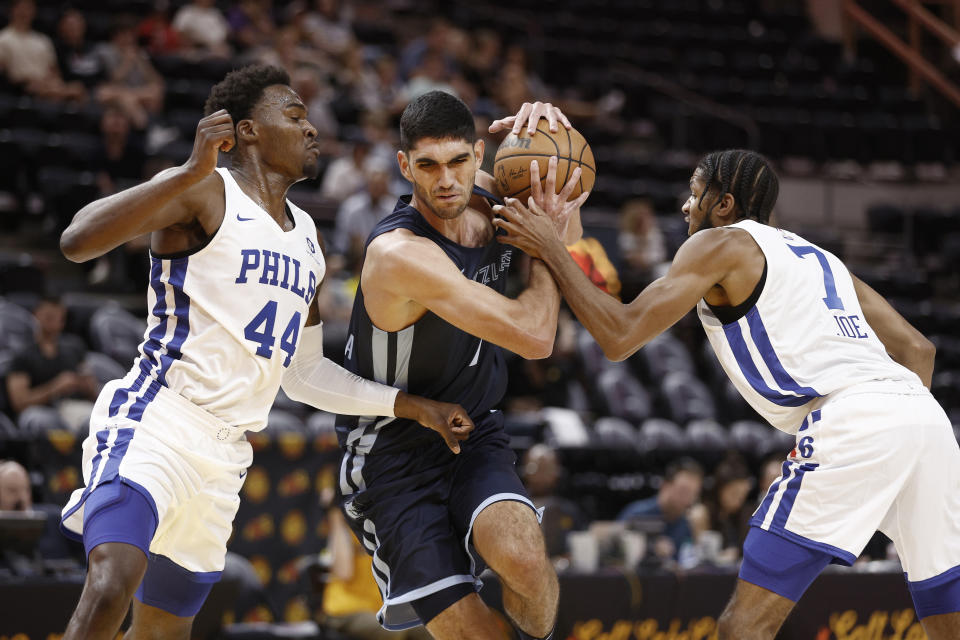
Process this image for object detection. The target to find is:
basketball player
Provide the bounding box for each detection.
[495,148,960,639]
[56,65,474,640]
[336,92,587,640]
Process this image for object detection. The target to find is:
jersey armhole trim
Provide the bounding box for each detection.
[706,259,767,325]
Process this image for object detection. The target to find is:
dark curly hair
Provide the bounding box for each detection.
[695,149,779,224]
[203,64,291,124]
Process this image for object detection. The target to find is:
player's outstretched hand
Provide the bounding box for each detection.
[530,156,590,238]
[185,109,236,178]
[489,101,572,136]
[493,196,565,261]
[395,393,475,454]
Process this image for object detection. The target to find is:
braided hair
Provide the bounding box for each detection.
[695,149,779,224]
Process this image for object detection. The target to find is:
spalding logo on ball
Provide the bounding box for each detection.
[494,122,596,201]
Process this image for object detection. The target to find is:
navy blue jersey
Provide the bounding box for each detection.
[336,187,512,455]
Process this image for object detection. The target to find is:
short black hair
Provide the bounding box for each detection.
[695,149,779,224]
[664,457,704,483]
[399,90,475,151]
[204,64,290,123]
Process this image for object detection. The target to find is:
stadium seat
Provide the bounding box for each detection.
[83,351,127,387]
[594,416,641,450]
[88,304,145,365]
[686,418,731,451]
[596,367,652,424]
[0,300,37,353]
[638,417,688,459]
[633,332,695,382]
[660,370,717,423]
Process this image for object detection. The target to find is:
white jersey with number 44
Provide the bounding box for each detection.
[697,219,920,434]
[104,167,325,433]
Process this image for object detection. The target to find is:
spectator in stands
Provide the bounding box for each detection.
[5,296,98,433]
[617,458,703,561]
[320,135,372,203]
[94,103,147,195]
[0,459,83,566]
[300,0,354,57]
[521,443,588,560]
[352,54,404,115]
[227,0,276,53]
[289,66,339,144]
[0,459,31,511]
[758,454,785,499]
[172,0,231,59]
[398,17,455,81]
[322,504,431,639]
[54,7,106,91]
[689,453,754,564]
[0,0,86,102]
[93,16,165,130]
[618,198,667,298]
[567,236,622,299]
[333,156,396,261]
[136,0,181,56]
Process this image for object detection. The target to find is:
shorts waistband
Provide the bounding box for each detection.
[149,384,247,443]
[828,379,929,402]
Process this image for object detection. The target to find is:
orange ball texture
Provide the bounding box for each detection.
[493,122,596,202]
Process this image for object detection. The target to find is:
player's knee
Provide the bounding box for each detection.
[718,609,775,640]
[497,543,554,594]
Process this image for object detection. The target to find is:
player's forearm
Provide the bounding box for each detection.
[887,338,936,389]
[60,166,202,263]
[540,242,633,361]
[514,259,561,358]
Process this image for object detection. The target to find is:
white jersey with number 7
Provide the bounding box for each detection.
[697,219,920,434]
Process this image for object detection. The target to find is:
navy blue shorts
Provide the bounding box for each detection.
[340,413,538,630]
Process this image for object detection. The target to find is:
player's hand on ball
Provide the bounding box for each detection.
[186,109,236,178]
[489,101,572,136]
[412,399,475,454]
[530,155,590,238]
[493,197,560,261]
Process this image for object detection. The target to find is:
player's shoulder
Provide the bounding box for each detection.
[363,227,449,278]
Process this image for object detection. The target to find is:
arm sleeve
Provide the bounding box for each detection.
[281,322,397,417]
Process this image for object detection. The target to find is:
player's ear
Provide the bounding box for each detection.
[236,118,256,144]
[397,150,412,182]
[473,139,484,165]
[717,192,737,220]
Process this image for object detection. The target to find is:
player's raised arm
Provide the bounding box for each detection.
[59,109,235,263]
[851,274,936,387]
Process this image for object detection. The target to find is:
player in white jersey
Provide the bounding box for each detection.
[56,65,474,640]
[494,148,960,639]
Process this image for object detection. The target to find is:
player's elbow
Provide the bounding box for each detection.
[59,224,99,263]
[59,226,86,262]
[915,335,936,366]
[600,336,634,362]
[517,338,553,360]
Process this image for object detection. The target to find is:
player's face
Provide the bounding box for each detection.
[682,172,718,236]
[400,137,483,220]
[251,85,321,181]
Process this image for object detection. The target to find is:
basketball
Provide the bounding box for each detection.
[493,123,596,202]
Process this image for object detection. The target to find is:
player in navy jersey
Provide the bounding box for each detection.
[57,65,473,640]
[495,148,960,639]
[336,93,587,640]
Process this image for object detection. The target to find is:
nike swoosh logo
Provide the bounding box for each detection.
[239,470,247,478]
[237,214,255,222]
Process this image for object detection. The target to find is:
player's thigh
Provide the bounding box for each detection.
[738,527,832,604]
[425,592,510,640]
[881,399,960,619]
[125,598,194,640]
[472,500,547,576]
[919,612,960,640]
